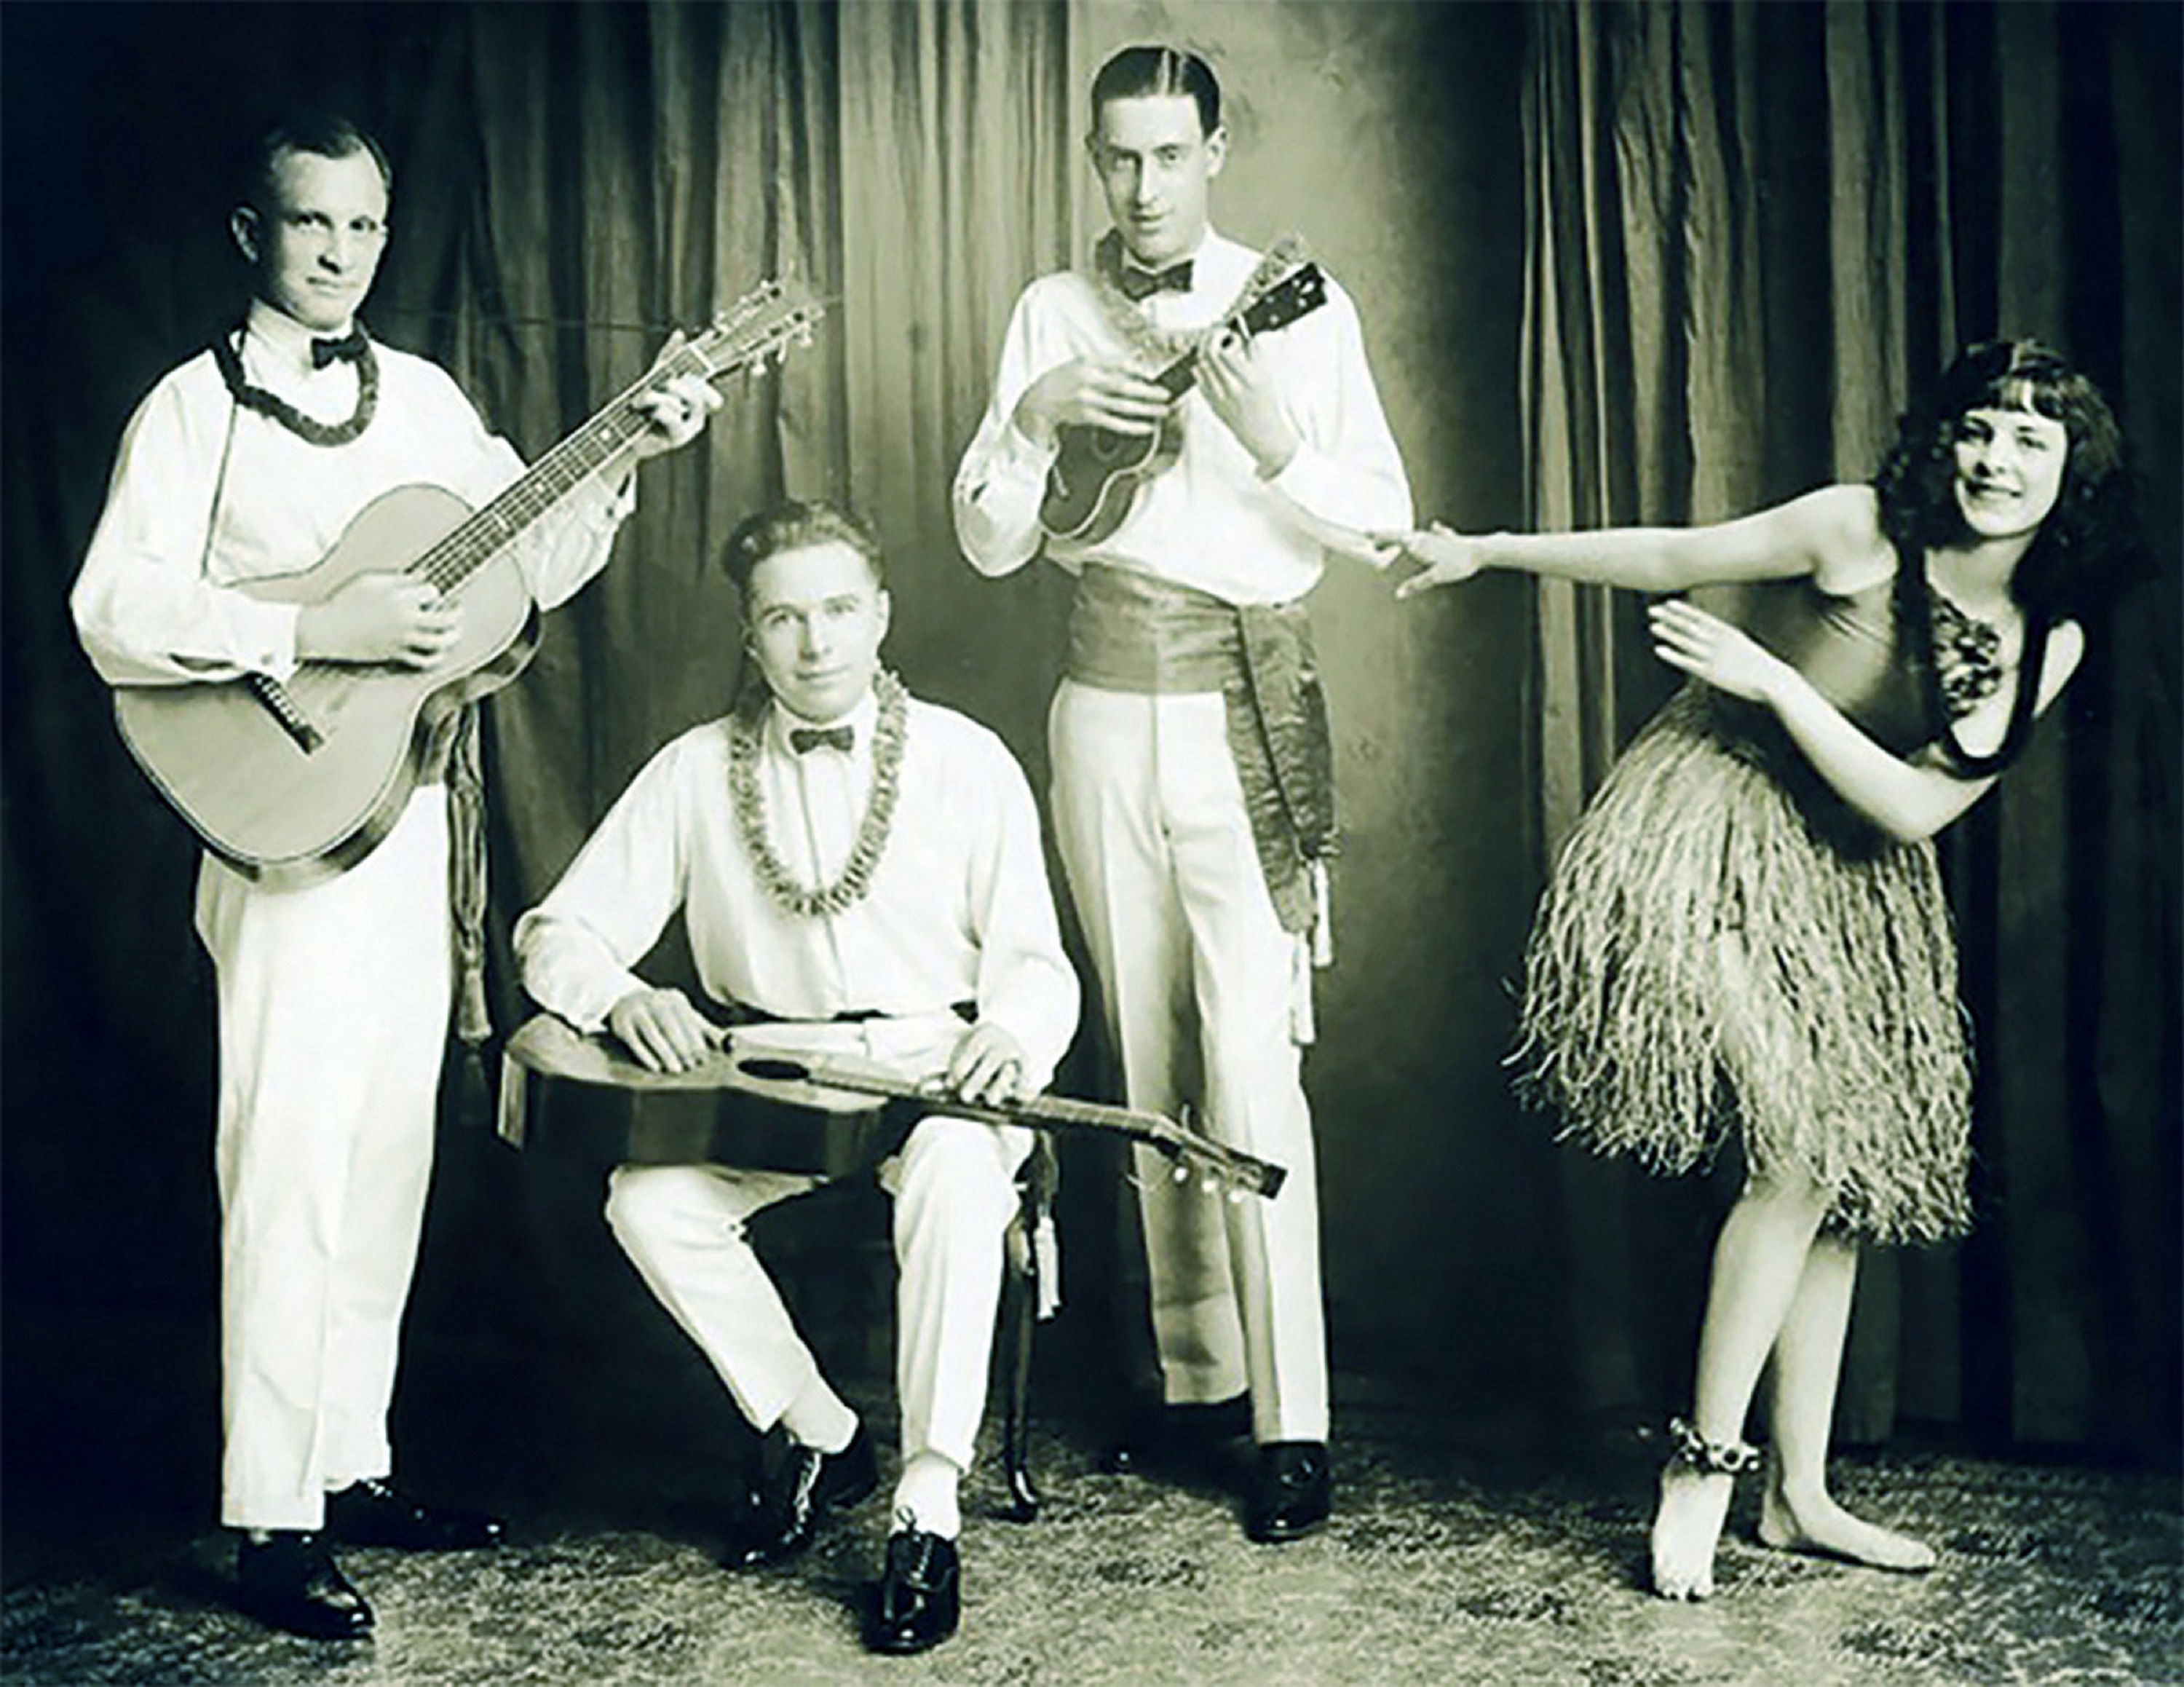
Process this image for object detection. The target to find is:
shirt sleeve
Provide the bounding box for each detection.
[951,285,1061,579]
[513,740,695,1032]
[961,733,1080,1089]
[416,364,636,613]
[71,372,306,686]
[1261,281,1415,548]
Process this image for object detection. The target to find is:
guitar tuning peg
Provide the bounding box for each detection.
[1227,1188,1246,1205]
[1171,1163,1190,1185]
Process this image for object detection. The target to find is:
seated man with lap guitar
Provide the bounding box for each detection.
[70,114,721,1642]
[513,501,1081,1657]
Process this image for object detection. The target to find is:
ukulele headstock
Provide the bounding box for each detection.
[1238,262,1327,339]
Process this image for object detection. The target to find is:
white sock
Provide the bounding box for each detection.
[780,1374,858,1455]
[892,1451,962,1540]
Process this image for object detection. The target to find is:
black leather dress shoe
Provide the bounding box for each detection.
[866,1528,960,1654]
[1245,1441,1332,1543]
[729,1424,879,1569]
[323,1478,507,1551]
[1099,1393,1251,1477]
[236,1532,373,1640]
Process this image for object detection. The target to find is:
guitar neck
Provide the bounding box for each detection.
[790,1056,1144,1138]
[1146,272,1318,401]
[402,285,822,599]
[772,1052,1283,1198]
[1150,307,1249,400]
[405,356,694,598]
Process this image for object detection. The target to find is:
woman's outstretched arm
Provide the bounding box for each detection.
[1385,484,1886,598]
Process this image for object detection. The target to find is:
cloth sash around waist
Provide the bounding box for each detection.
[1064,564,1337,940]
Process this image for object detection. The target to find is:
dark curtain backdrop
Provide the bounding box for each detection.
[2,0,2175,1557]
[1519,0,2180,1458]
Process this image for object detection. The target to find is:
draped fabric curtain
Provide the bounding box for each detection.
[5,2,2171,1503]
[1522,0,2179,1455]
[427,1,1077,951]
[0,0,1085,1454]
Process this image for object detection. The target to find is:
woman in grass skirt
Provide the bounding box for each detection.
[1384,341,2137,1600]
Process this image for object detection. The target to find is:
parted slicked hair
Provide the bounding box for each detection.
[1091,44,1222,137]
[238,113,393,214]
[721,499,887,596]
[1873,338,2140,622]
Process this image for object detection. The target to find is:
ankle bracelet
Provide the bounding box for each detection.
[1665,1415,1762,1476]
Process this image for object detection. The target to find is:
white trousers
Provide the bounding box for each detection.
[195,789,452,1530]
[1048,681,1329,1444]
[604,1017,1029,1476]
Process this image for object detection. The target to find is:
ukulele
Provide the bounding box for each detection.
[113,283,824,888]
[1037,242,1328,547]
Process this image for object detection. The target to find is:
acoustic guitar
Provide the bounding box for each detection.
[1036,242,1328,547]
[113,282,825,888]
[499,1012,1286,1200]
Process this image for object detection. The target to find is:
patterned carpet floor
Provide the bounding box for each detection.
[4,1410,2179,1686]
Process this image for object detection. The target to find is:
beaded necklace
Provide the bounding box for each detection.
[210,323,379,447]
[729,671,909,919]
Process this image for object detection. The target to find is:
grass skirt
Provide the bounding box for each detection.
[1516,688,1972,1243]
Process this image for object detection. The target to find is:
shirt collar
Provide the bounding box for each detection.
[245,297,354,377]
[763,686,881,757]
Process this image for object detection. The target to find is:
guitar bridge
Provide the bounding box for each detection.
[245,671,325,754]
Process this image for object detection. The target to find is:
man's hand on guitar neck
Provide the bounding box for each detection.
[1198,324,1299,478]
[297,573,460,667]
[607,984,722,1075]
[1012,357,1171,449]
[945,1022,1030,1109]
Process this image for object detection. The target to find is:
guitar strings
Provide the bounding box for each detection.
[405,292,815,593]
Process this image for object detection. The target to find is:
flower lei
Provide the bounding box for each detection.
[729,670,909,919]
[1084,229,1310,371]
[1926,588,2006,717]
[1088,232,1202,368]
[211,324,379,447]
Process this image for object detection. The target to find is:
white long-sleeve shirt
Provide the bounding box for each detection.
[73,298,633,687]
[952,228,1413,606]
[514,689,1082,1089]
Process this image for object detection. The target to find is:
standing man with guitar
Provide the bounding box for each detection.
[70,115,719,1640]
[515,501,1081,1656]
[953,44,1412,1544]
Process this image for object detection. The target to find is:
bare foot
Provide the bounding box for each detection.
[1759,1461,1936,1571]
[1650,1461,1734,1600]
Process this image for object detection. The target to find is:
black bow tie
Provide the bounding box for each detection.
[310,328,370,369]
[1115,259,1193,302]
[788,724,855,756]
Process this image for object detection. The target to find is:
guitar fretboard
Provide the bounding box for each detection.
[405,297,803,597]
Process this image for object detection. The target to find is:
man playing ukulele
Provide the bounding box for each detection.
[71,114,716,1640]
[953,44,1412,1544]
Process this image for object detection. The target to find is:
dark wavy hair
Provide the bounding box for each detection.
[720,499,886,597]
[1872,339,2138,624]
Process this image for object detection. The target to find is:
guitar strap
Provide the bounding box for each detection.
[443,702,493,1046]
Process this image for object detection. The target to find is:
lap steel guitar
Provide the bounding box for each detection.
[113,283,824,888]
[500,1013,1286,1199]
[1037,238,1327,548]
